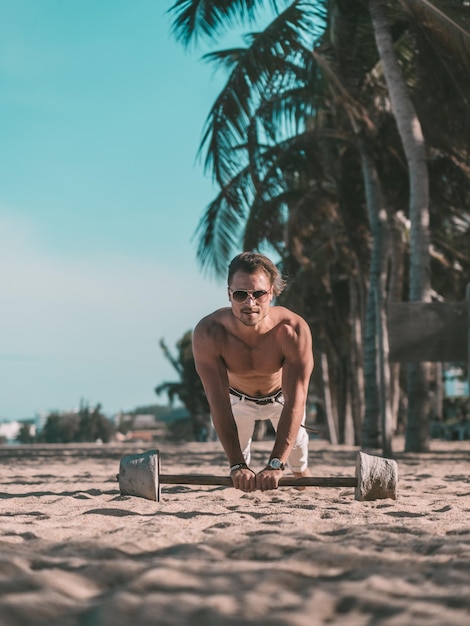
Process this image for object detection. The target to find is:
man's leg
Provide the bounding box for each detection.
[230,397,258,466]
[265,398,310,476]
[287,426,310,478]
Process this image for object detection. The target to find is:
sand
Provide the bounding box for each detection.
[0,437,469,626]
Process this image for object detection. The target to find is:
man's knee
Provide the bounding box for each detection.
[287,427,309,472]
[292,425,309,449]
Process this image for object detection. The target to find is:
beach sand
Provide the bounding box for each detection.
[0,438,469,625]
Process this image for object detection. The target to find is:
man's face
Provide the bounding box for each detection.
[228,270,273,327]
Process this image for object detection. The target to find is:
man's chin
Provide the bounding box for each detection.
[240,317,258,326]
[238,313,259,326]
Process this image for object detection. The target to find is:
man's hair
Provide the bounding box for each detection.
[227,252,286,296]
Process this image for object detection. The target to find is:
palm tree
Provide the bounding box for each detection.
[170,0,374,443]
[368,0,470,451]
[316,0,469,450]
[367,0,431,452]
[168,0,470,451]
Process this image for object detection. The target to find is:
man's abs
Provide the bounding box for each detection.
[227,371,282,397]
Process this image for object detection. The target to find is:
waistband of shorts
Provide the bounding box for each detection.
[229,387,283,405]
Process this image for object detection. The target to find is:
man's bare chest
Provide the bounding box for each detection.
[221,335,283,375]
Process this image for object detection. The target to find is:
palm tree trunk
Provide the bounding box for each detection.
[369,0,432,452]
[358,135,391,451]
[387,212,406,432]
[375,284,394,457]
[320,351,338,444]
[349,275,365,444]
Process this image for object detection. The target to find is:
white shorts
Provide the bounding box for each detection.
[229,390,309,473]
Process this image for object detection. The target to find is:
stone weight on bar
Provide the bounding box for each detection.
[118,449,161,502]
[118,450,398,502]
[355,451,398,501]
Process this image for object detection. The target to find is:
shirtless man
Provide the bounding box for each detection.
[192,252,314,492]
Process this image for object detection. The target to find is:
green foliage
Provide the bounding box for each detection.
[76,403,115,443]
[39,403,115,444]
[165,417,198,442]
[124,404,174,419]
[40,412,75,443]
[156,330,212,440]
[16,423,35,444]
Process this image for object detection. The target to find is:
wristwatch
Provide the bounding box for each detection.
[268,458,285,470]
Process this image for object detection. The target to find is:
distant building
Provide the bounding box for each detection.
[122,428,166,443]
[114,408,192,443]
[132,414,160,429]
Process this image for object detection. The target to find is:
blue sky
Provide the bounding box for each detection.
[0,0,254,420]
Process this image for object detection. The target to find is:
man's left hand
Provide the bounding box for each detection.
[255,468,283,491]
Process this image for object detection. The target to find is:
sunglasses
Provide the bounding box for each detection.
[229,289,271,303]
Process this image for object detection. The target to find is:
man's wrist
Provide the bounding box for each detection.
[230,462,248,472]
[267,457,285,471]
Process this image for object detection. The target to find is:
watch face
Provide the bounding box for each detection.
[269,458,283,470]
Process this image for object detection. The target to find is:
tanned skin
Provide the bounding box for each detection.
[193,268,314,492]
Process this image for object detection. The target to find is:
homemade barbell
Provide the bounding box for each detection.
[117,449,398,502]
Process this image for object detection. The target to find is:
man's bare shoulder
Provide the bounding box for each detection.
[271,307,313,363]
[271,306,310,333]
[194,308,232,340]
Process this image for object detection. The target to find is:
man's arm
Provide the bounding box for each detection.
[192,318,256,491]
[256,315,314,491]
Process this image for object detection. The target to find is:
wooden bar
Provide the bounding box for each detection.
[160,474,357,488]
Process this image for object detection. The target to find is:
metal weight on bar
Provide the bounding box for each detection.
[118,449,398,503]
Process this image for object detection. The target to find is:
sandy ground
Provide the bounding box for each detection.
[0,437,469,626]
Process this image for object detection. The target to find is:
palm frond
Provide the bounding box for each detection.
[199,88,252,186]
[391,1,470,157]
[327,0,381,84]
[243,192,292,250]
[399,0,470,73]
[245,85,322,192]
[193,167,254,276]
[198,1,327,185]
[312,50,375,133]
[169,0,291,47]
[243,119,345,252]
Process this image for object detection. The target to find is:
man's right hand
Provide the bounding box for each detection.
[230,467,256,492]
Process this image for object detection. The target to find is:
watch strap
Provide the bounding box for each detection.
[230,462,248,472]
